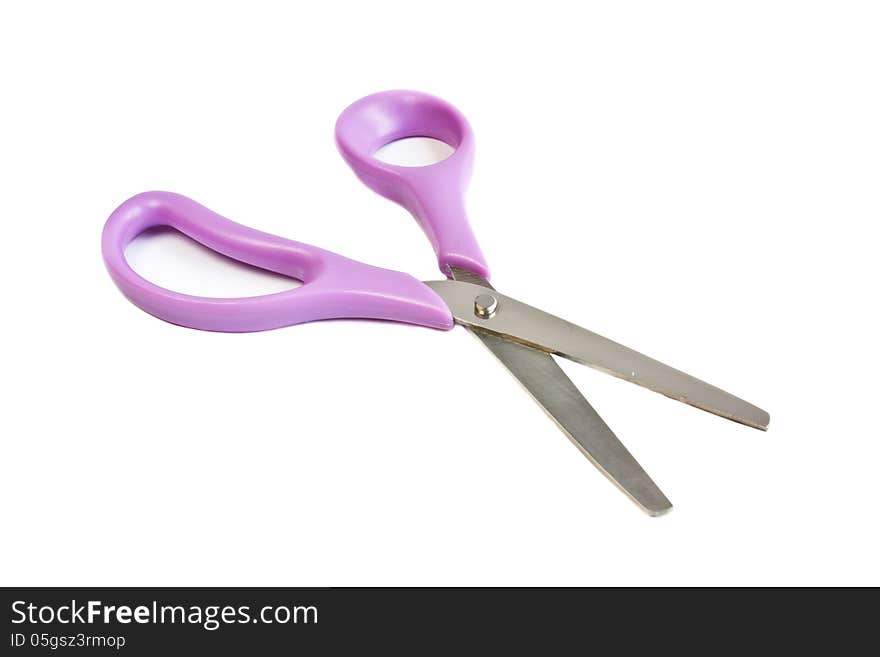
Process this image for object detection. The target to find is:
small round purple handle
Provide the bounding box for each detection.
[335,90,490,279]
[101,191,453,332]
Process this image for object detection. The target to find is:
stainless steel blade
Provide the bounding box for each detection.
[448,267,672,516]
[427,279,770,431]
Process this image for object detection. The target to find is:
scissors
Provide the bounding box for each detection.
[101,90,769,515]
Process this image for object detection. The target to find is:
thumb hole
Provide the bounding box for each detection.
[373,137,455,167]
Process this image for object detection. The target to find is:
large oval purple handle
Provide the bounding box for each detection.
[101,191,453,332]
[335,90,490,279]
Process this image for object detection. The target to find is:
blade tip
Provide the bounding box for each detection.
[645,503,673,517]
[752,410,771,431]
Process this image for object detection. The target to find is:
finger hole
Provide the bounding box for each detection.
[373,137,455,167]
[125,226,301,298]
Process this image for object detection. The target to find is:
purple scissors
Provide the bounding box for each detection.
[102,90,769,515]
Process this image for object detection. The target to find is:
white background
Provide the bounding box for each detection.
[2,1,878,586]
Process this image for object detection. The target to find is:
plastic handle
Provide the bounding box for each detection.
[335,90,490,279]
[101,191,453,332]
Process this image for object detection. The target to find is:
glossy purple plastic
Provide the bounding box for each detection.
[101,191,454,332]
[335,90,490,279]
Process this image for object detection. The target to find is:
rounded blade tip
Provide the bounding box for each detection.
[740,408,770,431]
[630,489,673,517]
[646,503,674,518]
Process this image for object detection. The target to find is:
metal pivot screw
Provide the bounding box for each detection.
[474,293,498,319]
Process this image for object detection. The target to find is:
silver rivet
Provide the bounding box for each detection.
[474,293,498,319]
